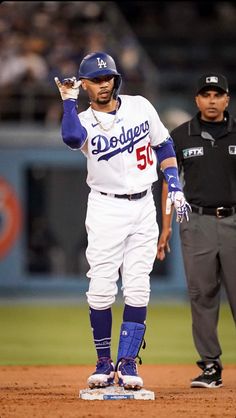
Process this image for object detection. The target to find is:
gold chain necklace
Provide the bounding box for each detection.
[91,101,119,132]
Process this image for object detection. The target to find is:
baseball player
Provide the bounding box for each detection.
[55,51,191,390]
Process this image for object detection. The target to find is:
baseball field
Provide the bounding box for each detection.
[0,302,235,417]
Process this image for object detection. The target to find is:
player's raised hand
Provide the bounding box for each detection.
[166,191,192,223]
[54,76,81,101]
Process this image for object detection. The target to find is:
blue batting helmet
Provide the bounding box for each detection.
[78,51,122,98]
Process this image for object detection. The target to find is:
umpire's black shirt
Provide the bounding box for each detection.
[170,111,236,207]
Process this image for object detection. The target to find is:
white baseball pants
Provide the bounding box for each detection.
[85,189,159,309]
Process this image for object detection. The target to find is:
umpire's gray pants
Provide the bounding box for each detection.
[180,212,236,366]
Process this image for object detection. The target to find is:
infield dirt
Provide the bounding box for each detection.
[0,365,235,418]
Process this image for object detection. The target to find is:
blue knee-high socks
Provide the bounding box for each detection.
[123,304,147,324]
[89,307,112,359]
[89,305,146,360]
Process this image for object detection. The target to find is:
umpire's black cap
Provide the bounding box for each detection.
[196,74,229,95]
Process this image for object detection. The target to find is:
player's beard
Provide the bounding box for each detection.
[90,90,113,106]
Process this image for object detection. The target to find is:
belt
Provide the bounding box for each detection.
[191,204,236,218]
[100,190,148,200]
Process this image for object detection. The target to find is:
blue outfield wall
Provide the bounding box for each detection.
[0,126,187,300]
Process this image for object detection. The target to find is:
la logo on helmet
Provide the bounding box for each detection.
[97,58,107,68]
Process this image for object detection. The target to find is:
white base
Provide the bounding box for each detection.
[79,386,155,400]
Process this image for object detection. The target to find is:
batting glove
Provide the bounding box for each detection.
[54,76,81,101]
[166,191,191,223]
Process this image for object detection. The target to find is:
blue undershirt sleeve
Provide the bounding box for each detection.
[152,136,176,163]
[62,99,87,149]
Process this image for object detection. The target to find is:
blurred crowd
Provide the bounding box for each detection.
[1,1,236,126]
[119,1,236,117]
[119,1,236,37]
[0,1,157,124]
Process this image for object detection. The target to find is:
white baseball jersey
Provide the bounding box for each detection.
[79,95,169,194]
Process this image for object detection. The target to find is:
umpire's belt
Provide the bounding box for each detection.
[191,204,236,218]
[100,190,147,200]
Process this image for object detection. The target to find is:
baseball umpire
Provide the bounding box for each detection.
[157,73,236,388]
[55,51,191,390]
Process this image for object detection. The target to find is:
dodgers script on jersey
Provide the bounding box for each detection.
[79,95,169,194]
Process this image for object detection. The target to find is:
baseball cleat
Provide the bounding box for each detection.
[87,357,115,389]
[191,362,223,388]
[117,358,143,390]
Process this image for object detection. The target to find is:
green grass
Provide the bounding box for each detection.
[0,302,235,366]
